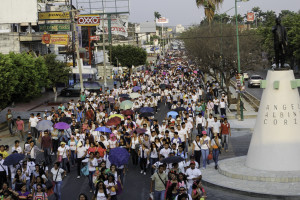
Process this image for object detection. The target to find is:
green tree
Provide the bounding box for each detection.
[0,52,50,108]
[0,53,19,108]
[109,45,147,70]
[154,11,161,21]
[181,24,262,104]
[10,52,48,101]
[44,54,71,92]
[196,0,224,24]
[257,10,300,67]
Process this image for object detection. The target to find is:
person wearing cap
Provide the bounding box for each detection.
[57,142,70,172]
[75,141,87,179]
[185,161,202,196]
[200,131,211,169]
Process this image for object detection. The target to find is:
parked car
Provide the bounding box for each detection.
[243,72,249,81]
[248,75,263,88]
[60,81,102,97]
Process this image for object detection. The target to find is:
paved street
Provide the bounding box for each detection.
[0,94,266,200]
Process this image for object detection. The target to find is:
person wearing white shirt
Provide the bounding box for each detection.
[220,98,226,116]
[200,131,211,169]
[205,114,214,138]
[57,142,70,172]
[159,143,171,159]
[0,154,8,188]
[211,117,221,137]
[76,142,87,178]
[192,135,202,167]
[88,152,98,193]
[51,162,66,200]
[175,187,193,200]
[185,161,202,196]
[196,114,205,135]
[12,140,22,154]
[213,96,220,115]
[29,113,39,138]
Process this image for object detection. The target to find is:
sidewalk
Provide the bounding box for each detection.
[0,79,116,125]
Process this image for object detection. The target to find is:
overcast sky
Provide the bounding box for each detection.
[129,0,300,26]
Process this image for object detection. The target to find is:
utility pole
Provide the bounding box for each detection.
[235,0,248,121]
[71,9,84,92]
[70,0,76,69]
[102,14,107,88]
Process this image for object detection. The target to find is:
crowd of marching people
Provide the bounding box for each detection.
[1,51,231,200]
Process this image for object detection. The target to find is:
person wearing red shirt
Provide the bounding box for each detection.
[220,118,231,152]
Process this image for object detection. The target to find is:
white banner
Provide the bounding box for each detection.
[96,15,128,37]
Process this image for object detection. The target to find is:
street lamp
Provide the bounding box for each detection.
[220,6,237,88]
[235,0,249,121]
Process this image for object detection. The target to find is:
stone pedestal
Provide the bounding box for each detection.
[246,70,300,171]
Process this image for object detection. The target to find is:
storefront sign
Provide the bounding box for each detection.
[38,12,70,20]
[39,24,70,32]
[42,34,69,45]
[77,14,100,26]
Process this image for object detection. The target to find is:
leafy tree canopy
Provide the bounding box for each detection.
[109,45,147,68]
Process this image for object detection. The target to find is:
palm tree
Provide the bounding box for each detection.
[196,0,224,24]
[154,11,161,22]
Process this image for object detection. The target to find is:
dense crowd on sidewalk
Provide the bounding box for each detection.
[1,51,231,200]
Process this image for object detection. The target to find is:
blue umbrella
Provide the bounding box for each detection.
[139,107,154,113]
[36,120,53,131]
[132,86,142,92]
[167,111,178,119]
[109,147,130,167]
[3,153,25,166]
[54,122,70,130]
[95,126,112,133]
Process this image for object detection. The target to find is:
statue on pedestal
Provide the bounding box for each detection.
[272,17,288,69]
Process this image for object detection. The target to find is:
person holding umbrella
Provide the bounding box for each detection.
[24,141,43,161]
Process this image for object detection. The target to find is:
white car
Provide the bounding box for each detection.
[243,73,249,81]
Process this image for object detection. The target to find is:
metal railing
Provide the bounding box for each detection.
[230,80,260,112]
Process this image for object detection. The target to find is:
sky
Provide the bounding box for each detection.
[128,0,300,26]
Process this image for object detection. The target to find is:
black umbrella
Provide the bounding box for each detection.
[60,117,72,124]
[3,153,25,166]
[119,94,130,98]
[152,93,161,97]
[161,156,184,164]
[175,107,186,112]
[139,112,154,117]
[159,84,167,89]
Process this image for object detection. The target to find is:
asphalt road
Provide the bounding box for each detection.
[43,101,270,200]
[244,69,300,100]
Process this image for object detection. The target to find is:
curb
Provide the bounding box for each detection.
[202,178,300,200]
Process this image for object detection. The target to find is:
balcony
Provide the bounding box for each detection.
[19,32,43,42]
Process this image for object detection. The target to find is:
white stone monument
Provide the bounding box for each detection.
[246,70,300,171]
